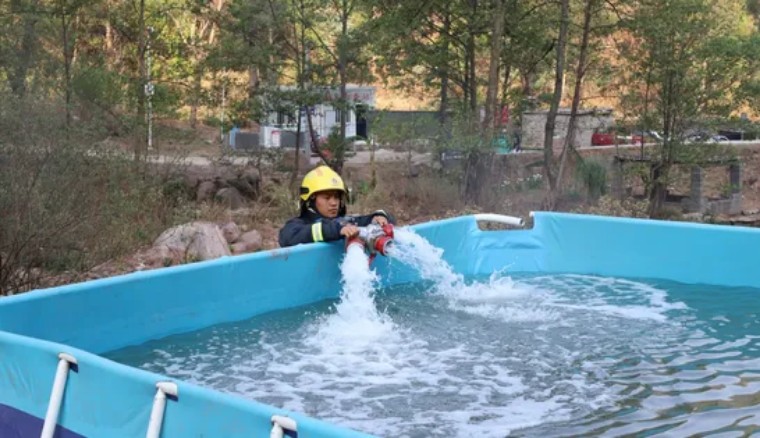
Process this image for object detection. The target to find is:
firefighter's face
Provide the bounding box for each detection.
[314,190,342,218]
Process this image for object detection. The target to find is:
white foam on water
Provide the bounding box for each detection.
[246,338,553,437]
[523,274,688,322]
[225,234,588,436]
[442,273,560,323]
[113,227,752,438]
[390,228,558,323]
[390,228,686,324]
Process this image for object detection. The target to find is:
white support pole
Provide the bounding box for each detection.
[473,213,525,227]
[145,381,178,438]
[41,353,78,438]
[270,415,297,438]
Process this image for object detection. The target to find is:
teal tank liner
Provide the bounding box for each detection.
[1,212,759,437]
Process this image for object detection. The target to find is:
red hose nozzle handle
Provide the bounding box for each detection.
[381,223,394,239]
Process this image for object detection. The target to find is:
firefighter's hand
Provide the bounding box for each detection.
[372,215,389,226]
[341,224,360,238]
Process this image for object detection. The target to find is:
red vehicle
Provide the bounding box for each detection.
[591,129,615,146]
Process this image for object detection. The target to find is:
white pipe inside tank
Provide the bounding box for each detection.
[270,415,297,438]
[473,213,525,227]
[41,353,78,438]
[146,381,178,438]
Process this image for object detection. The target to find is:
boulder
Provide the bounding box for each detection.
[220,221,242,244]
[234,230,263,253]
[215,187,245,210]
[224,166,261,199]
[230,242,248,255]
[153,221,231,261]
[140,245,184,266]
[196,180,217,202]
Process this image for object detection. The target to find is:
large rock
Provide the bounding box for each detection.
[215,187,245,210]
[231,230,263,254]
[196,180,217,202]
[153,222,231,261]
[140,245,184,267]
[220,221,241,244]
[226,167,261,199]
[230,242,248,254]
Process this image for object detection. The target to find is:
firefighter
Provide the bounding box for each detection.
[278,165,393,247]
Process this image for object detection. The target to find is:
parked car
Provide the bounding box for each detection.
[710,134,730,143]
[631,130,663,144]
[718,129,744,141]
[591,129,615,146]
[685,131,729,143]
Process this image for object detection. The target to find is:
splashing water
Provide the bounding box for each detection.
[389,228,555,322]
[389,227,463,289]
[390,227,683,323]
[304,243,402,362]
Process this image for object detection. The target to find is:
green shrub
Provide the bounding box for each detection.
[0,95,194,294]
[576,160,608,200]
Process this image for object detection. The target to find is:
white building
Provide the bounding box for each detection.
[261,85,375,148]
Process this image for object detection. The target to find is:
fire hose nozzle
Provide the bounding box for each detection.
[372,235,393,256]
[349,223,395,258]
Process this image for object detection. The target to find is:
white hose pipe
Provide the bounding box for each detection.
[270,415,297,438]
[41,353,78,438]
[145,382,178,438]
[473,213,525,227]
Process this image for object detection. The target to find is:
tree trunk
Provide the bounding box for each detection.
[554,0,595,203]
[190,65,202,129]
[467,0,478,113]
[521,69,533,99]
[307,107,331,166]
[484,0,506,129]
[247,66,259,131]
[61,1,72,128]
[649,69,678,218]
[500,63,511,111]
[334,0,351,174]
[291,1,307,189]
[8,0,40,98]
[293,110,303,184]
[248,67,259,100]
[246,7,260,130]
[439,8,451,128]
[542,0,570,194]
[135,0,147,160]
[649,163,667,217]
[105,20,113,52]
[463,52,470,108]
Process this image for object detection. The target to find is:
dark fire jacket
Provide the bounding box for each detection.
[278,209,394,247]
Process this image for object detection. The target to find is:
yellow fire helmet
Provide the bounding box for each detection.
[299,165,346,201]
